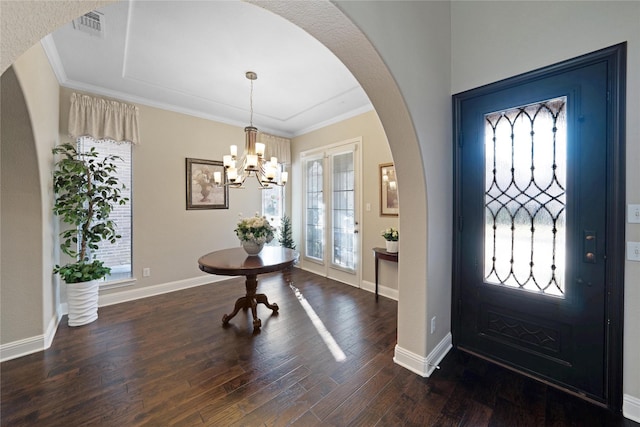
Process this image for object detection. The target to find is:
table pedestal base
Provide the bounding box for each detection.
[222,274,278,329]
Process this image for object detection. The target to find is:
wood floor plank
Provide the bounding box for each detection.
[1,268,635,427]
[322,363,399,426]
[270,376,338,426]
[309,352,389,421]
[201,365,311,425]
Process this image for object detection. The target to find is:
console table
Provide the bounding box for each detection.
[198,246,298,330]
[373,247,398,301]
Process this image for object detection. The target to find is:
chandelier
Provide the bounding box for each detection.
[214,71,288,189]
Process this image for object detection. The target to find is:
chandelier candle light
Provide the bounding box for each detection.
[214,71,288,189]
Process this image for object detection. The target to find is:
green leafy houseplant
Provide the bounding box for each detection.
[381,227,399,242]
[52,142,128,283]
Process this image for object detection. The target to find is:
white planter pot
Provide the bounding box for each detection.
[66,279,99,326]
[385,240,399,253]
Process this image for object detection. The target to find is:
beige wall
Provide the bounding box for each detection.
[1,42,60,345]
[59,86,262,292]
[335,0,452,372]
[292,110,399,292]
[1,67,44,342]
[451,0,640,408]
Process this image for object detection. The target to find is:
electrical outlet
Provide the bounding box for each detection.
[430,316,436,334]
[143,267,151,277]
[628,242,640,262]
[629,204,640,224]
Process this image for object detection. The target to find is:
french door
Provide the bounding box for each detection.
[302,139,361,287]
[453,44,625,408]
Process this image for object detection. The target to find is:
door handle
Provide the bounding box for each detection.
[584,230,596,264]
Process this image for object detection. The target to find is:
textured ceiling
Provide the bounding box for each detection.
[43,0,372,137]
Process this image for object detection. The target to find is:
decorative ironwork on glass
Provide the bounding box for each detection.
[484,97,566,296]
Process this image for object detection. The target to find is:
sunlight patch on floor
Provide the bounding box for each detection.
[290,284,346,362]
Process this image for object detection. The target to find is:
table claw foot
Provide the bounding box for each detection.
[222,314,230,325]
[253,318,262,329]
[255,294,278,312]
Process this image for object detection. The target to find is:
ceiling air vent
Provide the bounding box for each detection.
[72,11,105,38]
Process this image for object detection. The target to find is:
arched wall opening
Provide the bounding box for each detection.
[1,0,442,369]
[1,67,45,342]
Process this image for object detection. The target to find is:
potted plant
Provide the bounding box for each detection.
[381,227,399,253]
[52,142,128,326]
[278,215,296,250]
[235,213,276,255]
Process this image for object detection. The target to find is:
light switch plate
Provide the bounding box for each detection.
[629,204,640,224]
[628,242,640,262]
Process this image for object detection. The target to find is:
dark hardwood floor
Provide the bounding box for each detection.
[1,269,636,426]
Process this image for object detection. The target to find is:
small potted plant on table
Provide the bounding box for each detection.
[381,227,399,253]
[235,213,276,255]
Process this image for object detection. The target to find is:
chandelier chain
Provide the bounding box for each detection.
[249,78,254,127]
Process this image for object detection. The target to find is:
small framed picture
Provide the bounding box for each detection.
[186,158,228,210]
[380,162,399,216]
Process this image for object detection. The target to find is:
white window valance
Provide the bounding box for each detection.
[258,132,291,164]
[68,93,140,144]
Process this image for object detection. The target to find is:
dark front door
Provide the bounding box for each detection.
[453,44,625,408]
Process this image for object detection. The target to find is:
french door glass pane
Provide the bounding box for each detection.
[306,159,324,261]
[484,97,567,296]
[332,152,356,270]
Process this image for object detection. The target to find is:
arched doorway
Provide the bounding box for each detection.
[1,0,433,369]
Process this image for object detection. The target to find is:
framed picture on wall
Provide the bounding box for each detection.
[380,162,399,216]
[186,158,228,210]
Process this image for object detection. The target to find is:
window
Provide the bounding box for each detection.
[262,163,285,245]
[78,137,132,283]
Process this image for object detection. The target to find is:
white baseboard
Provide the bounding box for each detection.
[624,394,640,423]
[276,264,398,301]
[0,333,47,362]
[360,280,398,301]
[295,268,399,301]
[393,332,452,377]
[1,274,228,362]
[98,274,227,307]
[43,311,61,350]
[1,311,62,362]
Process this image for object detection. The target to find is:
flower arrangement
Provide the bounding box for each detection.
[381,227,399,242]
[235,213,276,245]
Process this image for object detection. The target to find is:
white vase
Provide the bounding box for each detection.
[66,279,99,326]
[385,240,398,253]
[242,240,264,255]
